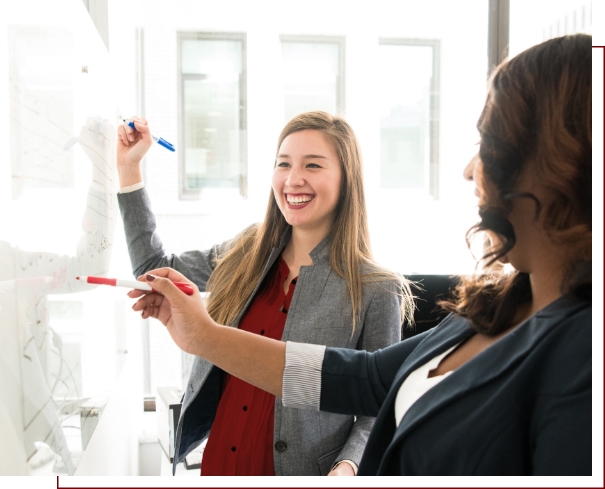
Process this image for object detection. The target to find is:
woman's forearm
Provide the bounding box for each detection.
[118,166,143,188]
[198,322,286,397]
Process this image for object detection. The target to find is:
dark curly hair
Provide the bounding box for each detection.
[440,34,592,336]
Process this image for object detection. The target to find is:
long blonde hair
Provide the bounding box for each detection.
[206,111,414,331]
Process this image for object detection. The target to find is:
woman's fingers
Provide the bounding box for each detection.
[130,268,199,329]
[133,293,171,324]
[124,117,135,141]
[131,118,150,139]
[117,124,130,146]
[157,303,172,325]
[132,292,164,311]
[140,267,191,284]
[127,289,145,298]
[123,115,149,142]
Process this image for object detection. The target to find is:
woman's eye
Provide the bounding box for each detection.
[277,162,290,167]
[307,163,321,168]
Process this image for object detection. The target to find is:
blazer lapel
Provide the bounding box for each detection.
[230,227,291,326]
[281,234,333,340]
[362,315,473,475]
[377,294,587,473]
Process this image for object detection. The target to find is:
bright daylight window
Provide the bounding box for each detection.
[378,40,440,197]
[178,33,247,197]
[509,0,591,56]
[280,37,344,123]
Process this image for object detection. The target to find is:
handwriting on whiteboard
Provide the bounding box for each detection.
[9,26,75,199]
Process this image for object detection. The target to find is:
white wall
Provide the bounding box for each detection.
[136,0,488,275]
[73,317,142,476]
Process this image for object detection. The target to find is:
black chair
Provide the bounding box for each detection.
[403,274,460,338]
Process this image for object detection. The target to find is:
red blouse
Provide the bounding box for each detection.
[201,257,296,476]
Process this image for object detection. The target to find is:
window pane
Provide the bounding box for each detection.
[509,0,591,57]
[281,41,340,122]
[181,38,244,190]
[183,78,241,188]
[379,44,433,190]
[182,39,242,75]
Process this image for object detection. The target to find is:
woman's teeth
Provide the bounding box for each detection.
[287,195,313,205]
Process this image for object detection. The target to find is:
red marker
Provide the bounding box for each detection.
[76,275,194,295]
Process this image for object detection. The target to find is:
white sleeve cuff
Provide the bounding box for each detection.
[282,341,326,411]
[119,181,145,193]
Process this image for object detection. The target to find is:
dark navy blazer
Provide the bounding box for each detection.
[320,294,592,475]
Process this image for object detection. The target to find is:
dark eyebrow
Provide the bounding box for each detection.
[277,154,328,159]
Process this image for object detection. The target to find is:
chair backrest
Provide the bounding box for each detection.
[404,275,460,338]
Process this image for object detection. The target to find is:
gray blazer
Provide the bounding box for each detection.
[118,188,403,476]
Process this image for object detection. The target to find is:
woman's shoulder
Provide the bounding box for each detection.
[218,223,261,255]
[545,297,591,349]
[359,261,402,281]
[529,298,591,395]
[360,267,404,293]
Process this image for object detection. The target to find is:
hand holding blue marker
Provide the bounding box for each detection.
[123,119,175,152]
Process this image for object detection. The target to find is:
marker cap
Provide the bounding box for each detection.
[157,137,175,152]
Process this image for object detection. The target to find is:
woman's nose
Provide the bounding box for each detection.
[463,154,479,181]
[285,166,304,187]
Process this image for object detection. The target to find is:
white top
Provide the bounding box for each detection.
[393,342,460,427]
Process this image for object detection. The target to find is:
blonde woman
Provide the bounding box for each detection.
[116,111,413,476]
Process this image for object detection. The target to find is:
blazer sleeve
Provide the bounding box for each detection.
[319,329,431,417]
[328,279,406,469]
[117,187,222,290]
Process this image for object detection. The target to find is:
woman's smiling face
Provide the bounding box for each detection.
[272,129,342,234]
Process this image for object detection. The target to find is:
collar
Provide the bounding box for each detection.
[276,226,332,265]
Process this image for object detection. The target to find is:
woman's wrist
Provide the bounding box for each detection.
[118,165,143,188]
[188,312,221,359]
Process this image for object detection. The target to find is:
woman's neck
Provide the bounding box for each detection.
[522,246,568,321]
[527,268,565,315]
[282,226,329,269]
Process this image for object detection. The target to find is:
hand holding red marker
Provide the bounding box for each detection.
[76,275,194,295]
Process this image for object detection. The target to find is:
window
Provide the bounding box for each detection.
[378,39,440,197]
[280,36,344,122]
[509,0,591,57]
[178,32,247,198]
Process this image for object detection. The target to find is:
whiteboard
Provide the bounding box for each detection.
[0,0,131,476]
[9,25,75,197]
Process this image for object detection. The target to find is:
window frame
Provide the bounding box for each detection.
[488,0,510,72]
[378,37,441,199]
[279,34,346,118]
[177,31,248,199]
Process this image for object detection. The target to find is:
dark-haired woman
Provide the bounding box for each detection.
[129,33,592,476]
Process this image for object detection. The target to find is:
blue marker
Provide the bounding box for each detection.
[123,119,175,152]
